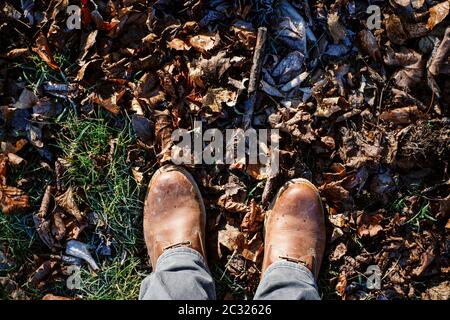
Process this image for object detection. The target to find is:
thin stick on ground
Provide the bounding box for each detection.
[243,27,267,130]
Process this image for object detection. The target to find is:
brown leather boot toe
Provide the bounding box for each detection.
[143,165,206,268]
[262,178,326,278]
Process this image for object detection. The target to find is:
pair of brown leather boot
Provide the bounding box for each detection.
[143,165,325,279]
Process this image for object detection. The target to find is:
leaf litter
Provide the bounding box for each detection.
[0,0,449,300]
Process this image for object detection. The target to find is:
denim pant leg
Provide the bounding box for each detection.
[254,261,320,300]
[139,247,216,300]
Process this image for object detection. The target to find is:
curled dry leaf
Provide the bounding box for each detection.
[79,30,98,62]
[132,114,154,145]
[232,21,256,47]
[55,187,84,223]
[330,242,347,261]
[27,124,44,149]
[91,88,125,114]
[189,34,218,52]
[385,14,408,45]
[28,260,58,288]
[196,51,232,84]
[358,30,380,61]
[331,227,344,242]
[428,27,450,76]
[217,194,249,214]
[246,163,269,181]
[0,277,28,299]
[155,110,173,163]
[0,186,30,215]
[328,12,346,44]
[380,106,420,125]
[329,213,347,228]
[34,185,59,251]
[323,163,346,184]
[412,247,435,276]
[1,48,30,59]
[315,97,344,118]
[51,210,66,241]
[357,212,384,238]
[392,0,413,8]
[168,38,191,51]
[422,281,450,300]
[274,0,308,52]
[272,51,304,81]
[384,47,424,89]
[241,233,264,263]
[428,1,450,30]
[131,167,144,185]
[7,153,25,166]
[319,181,351,211]
[218,224,244,254]
[0,154,30,215]
[32,32,59,70]
[202,88,237,113]
[336,272,347,297]
[241,199,264,233]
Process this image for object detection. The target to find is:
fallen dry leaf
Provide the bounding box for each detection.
[42,294,74,300]
[28,260,57,288]
[32,32,59,70]
[218,224,244,254]
[91,88,125,114]
[0,185,30,215]
[189,34,217,52]
[330,243,347,261]
[422,281,450,300]
[168,38,191,51]
[336,272,347,297]
[241,199,264,232]
[328,12,346,44]
[428,1,450,30]
[0,154,30,214]
[380,106,420,125]
[357,212,384,238]
[202,88,237,113]
[55,187,84,223]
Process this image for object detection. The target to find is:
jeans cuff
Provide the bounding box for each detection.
[156,246,208,270]
[263,260,317,286]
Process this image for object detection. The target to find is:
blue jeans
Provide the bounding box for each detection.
[139,247,320,300]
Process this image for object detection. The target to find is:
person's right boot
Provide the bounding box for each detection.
[143,165,206,268]
[262,178,326,279]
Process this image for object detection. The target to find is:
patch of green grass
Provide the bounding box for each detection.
[318,264,340,300]
[389,196,406,214]
[211,263,246,300]
[405,202,436,231]
[78,256,146,300]
[389,194,436,231]
[0,213,36,274]
[17,53,76,92]
[55,110,146,299]
[58,110,144,252]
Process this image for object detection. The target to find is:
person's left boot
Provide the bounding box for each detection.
[143,165,206,268]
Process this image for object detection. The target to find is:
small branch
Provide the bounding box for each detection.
[244,27,267,129]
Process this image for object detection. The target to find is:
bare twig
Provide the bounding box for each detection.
[244,27,267,129]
